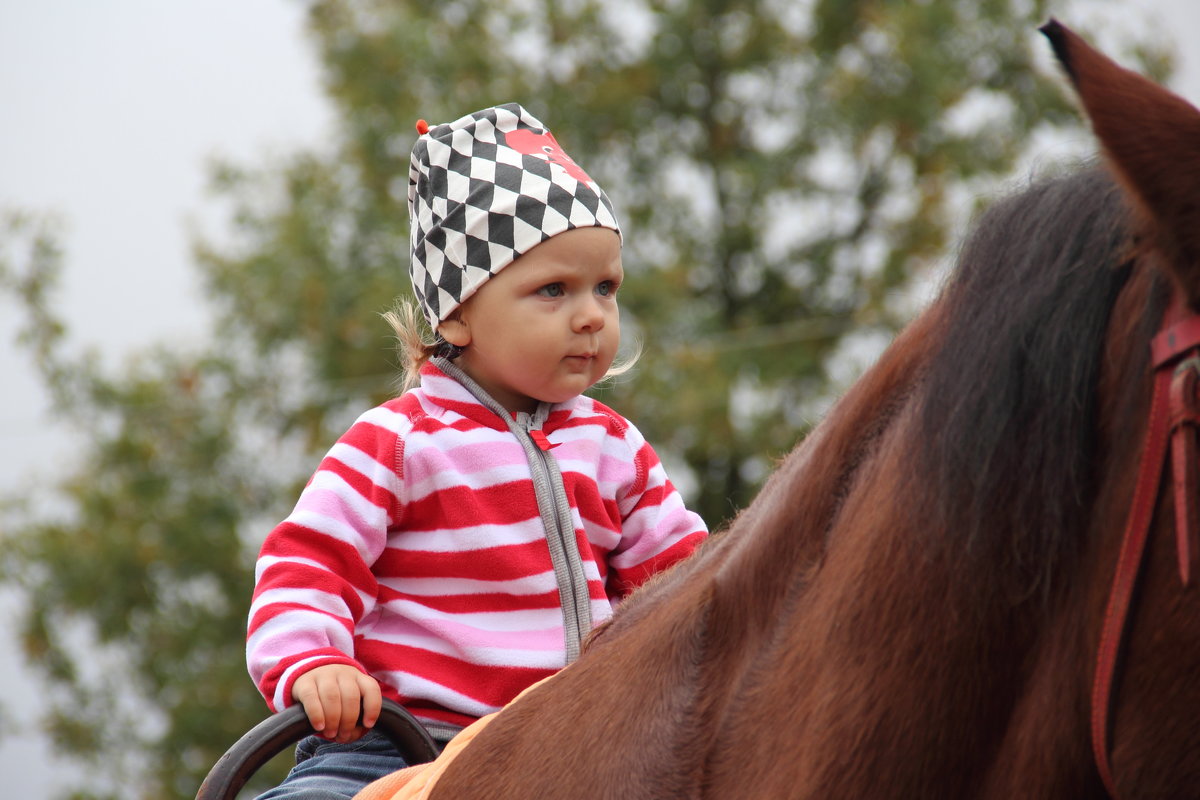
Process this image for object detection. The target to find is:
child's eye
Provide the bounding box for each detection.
[596,280,617,297]
[537,283,565,298]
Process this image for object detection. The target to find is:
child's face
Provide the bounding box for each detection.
[439,227,623,414]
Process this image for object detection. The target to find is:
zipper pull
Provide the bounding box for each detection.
[530,429,559,451]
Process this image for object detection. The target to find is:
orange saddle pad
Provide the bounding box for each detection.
[353,676,552,800]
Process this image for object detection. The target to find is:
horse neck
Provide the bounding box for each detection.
[707,299,947,644]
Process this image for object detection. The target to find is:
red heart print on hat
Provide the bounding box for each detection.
[505,129,594,184]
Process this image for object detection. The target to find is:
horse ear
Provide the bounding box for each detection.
[1041,19,1200,302]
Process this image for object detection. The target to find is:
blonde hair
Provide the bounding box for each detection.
[383,298,439,393]
[382,296,642,395]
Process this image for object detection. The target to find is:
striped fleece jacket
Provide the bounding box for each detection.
[247,358,707,740]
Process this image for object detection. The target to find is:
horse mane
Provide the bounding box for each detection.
[616,167,1152,632]
[909,164,1152,595]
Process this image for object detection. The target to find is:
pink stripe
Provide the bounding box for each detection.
[250,617,349,663]
[403,438,529,485]
[552,437,601,463]
[289,494,380,550]
[595,451,637,485]
[372,613,565,653]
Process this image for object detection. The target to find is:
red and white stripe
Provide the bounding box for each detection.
[247,363,706,734]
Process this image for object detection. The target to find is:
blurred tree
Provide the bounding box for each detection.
[0,1,1168,797]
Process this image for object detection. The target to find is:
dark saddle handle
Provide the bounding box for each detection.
[195,699,439,800]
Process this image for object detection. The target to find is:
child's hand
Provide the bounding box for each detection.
[291,664,382,743]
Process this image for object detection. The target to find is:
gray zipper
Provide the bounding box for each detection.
[432,358,593,662]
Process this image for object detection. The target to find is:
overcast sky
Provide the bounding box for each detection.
[3,1,1200,795]
[0,2,333,794]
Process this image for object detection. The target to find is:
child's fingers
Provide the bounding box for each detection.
[316,678,346,739]
[331,670,362,741]
[290,674,326,732]
[358,674,383,729]
[307,668,349,738]
[291,665,378,741]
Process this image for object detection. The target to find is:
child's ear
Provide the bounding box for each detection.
[437,317,470,348]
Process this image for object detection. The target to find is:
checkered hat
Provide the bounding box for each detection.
[407,103,621,327]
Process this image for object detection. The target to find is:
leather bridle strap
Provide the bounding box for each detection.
[1092,297,1200,797]
[1091,360,1171,797]
[1168,358,1200,585]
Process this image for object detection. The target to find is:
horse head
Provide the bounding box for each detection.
[1042,19,1200,797]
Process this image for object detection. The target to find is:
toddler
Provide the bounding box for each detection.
[247,103,708,798]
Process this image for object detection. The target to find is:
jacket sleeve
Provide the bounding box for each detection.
[606,420,708,598]
[246,405,405,711]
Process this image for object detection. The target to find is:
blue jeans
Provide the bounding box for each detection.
[255,731,415,799]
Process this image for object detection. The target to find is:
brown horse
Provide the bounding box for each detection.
[395,22,1200,799]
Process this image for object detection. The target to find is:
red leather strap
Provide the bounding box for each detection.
[1091,363,1173,798]
[1170,364,1200,585]
[1152,314,1200,367]
[1093,296,1200,797]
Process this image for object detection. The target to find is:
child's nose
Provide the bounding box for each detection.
[573,296,606,332]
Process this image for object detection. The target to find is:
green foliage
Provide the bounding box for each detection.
[204,0,1121,524]
[0,2,1167,796]
[1,212,295,797]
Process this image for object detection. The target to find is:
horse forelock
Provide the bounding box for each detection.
[906,165,1146,597]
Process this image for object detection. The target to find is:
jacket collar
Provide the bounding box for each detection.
[418,358,571,432]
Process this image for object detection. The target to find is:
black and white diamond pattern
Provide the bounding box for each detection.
[407,103,621,327]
